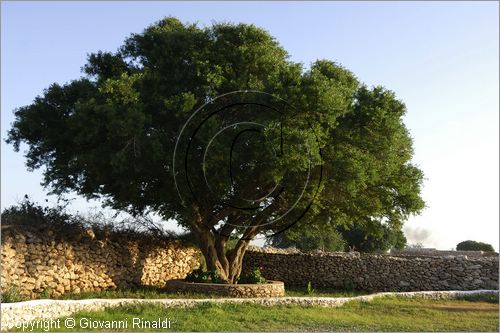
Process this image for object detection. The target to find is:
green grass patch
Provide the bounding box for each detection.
[284,286,369,297]
[11,296,498,332]
[457,293,499,303]
[50,286,369,301]
[54,287,224,300]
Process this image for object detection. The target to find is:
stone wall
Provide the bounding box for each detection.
[2,226,498,299]
[390,248,493,257]
[1,226,201,299]
[242,249,499,291]
[167,279,285,297]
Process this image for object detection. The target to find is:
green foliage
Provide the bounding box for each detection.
[457,293,499,303]
[1,198,188,246]
[338,219,407,253]
[39,287,53,299]
[456,240,495,252]
[1,284,27,303]
[185,269,224,284]
[268,222,346,252]
[270,215,407,254]
[185,268,210,283]
[238,267,267,284]
[1,196,76,229]
[306,281,316,295]
[209,270,223,284]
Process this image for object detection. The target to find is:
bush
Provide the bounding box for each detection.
[186,267,268,284]
[185,268,210,283]
[1,284,27,303]
[185,269,223,284]
[456,240,495,252]
[238,267,267,284]
[1,198,185,244]
[1,197,76,229]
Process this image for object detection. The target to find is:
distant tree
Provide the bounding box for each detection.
[267,215,346,252]
[338,219,407,253]
[456,240,495,252]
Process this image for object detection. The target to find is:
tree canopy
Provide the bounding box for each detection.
[6,17,425,283]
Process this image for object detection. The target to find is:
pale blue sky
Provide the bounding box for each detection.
[1,1,498,250]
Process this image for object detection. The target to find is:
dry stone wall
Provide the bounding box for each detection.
[243,249,499,291]
[390,248,491,257]
[166,279,285,297]
[2,227,498,300]
[1,227,200,299]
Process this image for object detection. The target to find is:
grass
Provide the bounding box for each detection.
[284,286,369,297]
[54,287,224,300]
[11,295,498,332]
[0,283,27,303]
[49,285,369,301]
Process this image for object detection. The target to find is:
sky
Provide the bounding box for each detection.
[1,1,498,250]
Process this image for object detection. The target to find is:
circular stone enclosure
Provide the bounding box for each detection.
[167,279,285,298]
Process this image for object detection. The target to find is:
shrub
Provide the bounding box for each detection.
[39,287,53,299]
[185,268,210,283]
[456,240,495,252]
[185,269,223,283]
[238,267,267,284]
[209,270,223,284]
[1,198,185,244]
[1,284,27,303]
[1,197,76,230]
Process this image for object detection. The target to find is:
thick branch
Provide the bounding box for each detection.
[189,207,230,282]
[213,220,237,277]
[227,225,261,283]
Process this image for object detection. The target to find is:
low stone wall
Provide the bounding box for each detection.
[1,290,497,330]
[2,226,499,300]
[243,249,499,291]
[166,279,285,297]
[1,226,201,299]
[390,248,496,257]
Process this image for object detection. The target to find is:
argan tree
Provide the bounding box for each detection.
[6,17,425,283]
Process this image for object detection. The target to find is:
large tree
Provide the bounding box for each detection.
[6,17,424,283]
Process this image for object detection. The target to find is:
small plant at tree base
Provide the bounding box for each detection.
[306,281,316,295]
[185,268,209,283]
[209,270,223,284]
[185,269,224,283]
[238,267,267,284]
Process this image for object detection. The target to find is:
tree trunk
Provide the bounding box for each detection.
[189,212,259,284]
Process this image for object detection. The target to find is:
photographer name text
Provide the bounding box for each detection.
[14,317,175,331]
